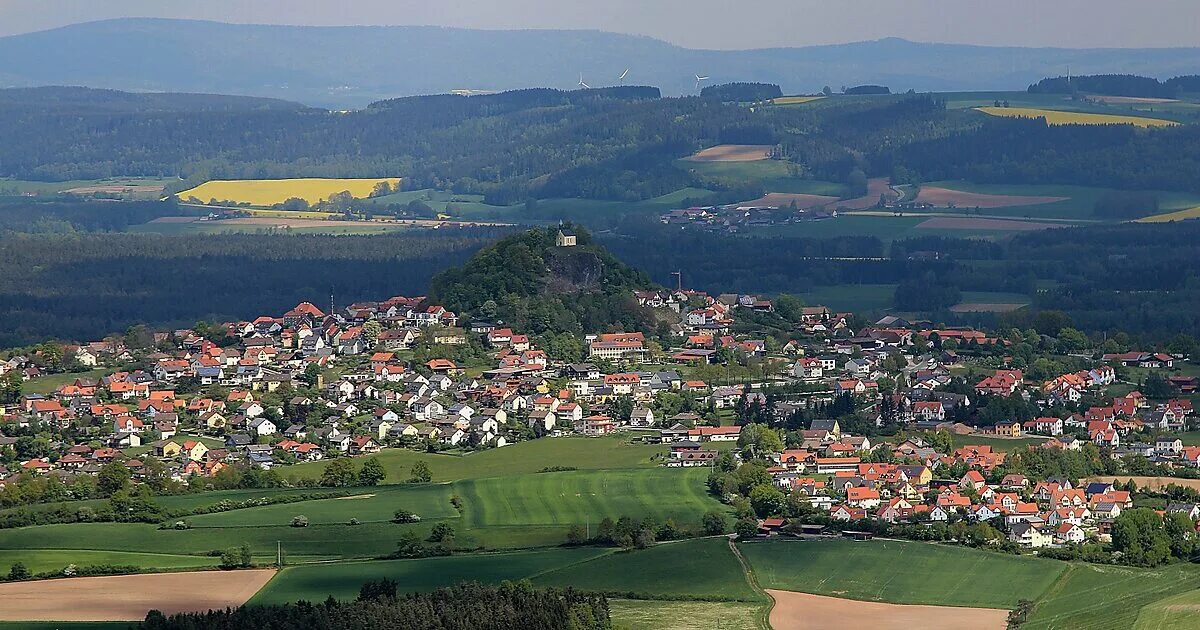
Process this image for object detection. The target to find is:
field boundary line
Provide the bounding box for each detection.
[728,538,774,630]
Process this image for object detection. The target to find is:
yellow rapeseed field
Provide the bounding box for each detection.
[772,96,824,105]
[177,178,401,206]
[975,107,1177,128]
[1136,206,1200,223]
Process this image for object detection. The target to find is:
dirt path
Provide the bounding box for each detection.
[728,538,775,630]
[765,589,1009,630]
[0,569,276,621]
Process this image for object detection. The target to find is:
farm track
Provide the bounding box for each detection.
[729,539,775,630]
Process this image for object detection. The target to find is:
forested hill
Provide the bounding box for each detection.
[3,19,1200,107]
[429,225,661,338]
[0,86,308,113]
[6,86,1200,204]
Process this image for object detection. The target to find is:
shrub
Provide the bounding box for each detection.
[392,510,421,524]
[6,562,30,581]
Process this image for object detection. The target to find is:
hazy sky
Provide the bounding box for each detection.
[1,0,1198,48]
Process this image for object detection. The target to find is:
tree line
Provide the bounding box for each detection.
[140,581,612,630]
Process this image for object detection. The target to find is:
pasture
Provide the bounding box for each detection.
[914,216,1068,232]
[0,177,174,199]
[741,192,839,208]
[251,547,607,605]
[609,599,761,630]
[287,435,668,483]
[739,539,1064,608]
[532,538,763,601]
[176,178,401,206]
[183,484,458,527]
[916,180,1200,221]
[22,368,112,395]
[913,186,1067,209]
[1025,562,1200,630]
[944,90,1200,122]
[799,284,897,312]
[455,469,722,529]
[1134,587,1200,629]
[976,106,1178,128]
[680,159,848,197]
[0,549,219,575]
[950,434,1050,452]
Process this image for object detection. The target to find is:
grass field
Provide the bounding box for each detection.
[799,284,897,311]
[976,107,1178,128]
[533,538,764,602]
[0,455,716,565]
[943,91,1200,123]
[176,178,401,206]
[740,539,1064,609]
[918,181,1200,221]
[749,215,926,240]
[456,469,721,528]
[130,218,425,235]
[0,549,219,575]
[609,599,761,630]
[950,434,1050,452]
[680,160,849,197]
[1133,586,1200,629]
[287,436,668,483]
[250,547,608,604]
[1025,562,1200,630]
[184,484,458,527]
[22,368,113,395]
[0,177,174,199]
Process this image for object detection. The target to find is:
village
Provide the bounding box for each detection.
[1,264,1199,555]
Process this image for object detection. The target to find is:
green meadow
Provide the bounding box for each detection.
[456,469,720,528]
[609,599,762,630]
[286,435,669,483]
[739,538,1065,609]
[1027,562,1200,630]
[532,538,763,602]
[250,547,609,605]
[183,484,457,527]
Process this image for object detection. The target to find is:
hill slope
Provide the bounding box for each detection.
[429,225,660,339]
[3,19,1200,107]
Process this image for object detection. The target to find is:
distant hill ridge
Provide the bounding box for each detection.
[2,18,1199,107]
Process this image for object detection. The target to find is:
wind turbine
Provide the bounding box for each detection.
[578,73,591,90]
[618,68,630,84]
[695,74,710,93]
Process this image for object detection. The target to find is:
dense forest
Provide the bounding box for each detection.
[1028,73,1200,98]
[600,219,1200,343]
[0,197,199,233]
[0,229,503,346]
[4,85,1200,205]
[140,581,611,630]
[1,208,1198,346]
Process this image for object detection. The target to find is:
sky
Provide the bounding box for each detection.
[1,0,1198,49]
